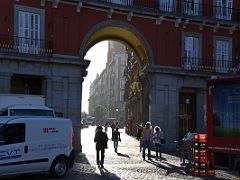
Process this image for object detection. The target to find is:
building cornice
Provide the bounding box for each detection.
[148,65,238,78]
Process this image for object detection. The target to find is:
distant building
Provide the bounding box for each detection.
[89,41,126,126]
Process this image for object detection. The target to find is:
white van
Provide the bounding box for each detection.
[0,116,74,178]
[0,105,55,117]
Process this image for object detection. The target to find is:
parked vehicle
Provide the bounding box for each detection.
[0,116,75,177]
[0,94,55,117]
[0,94,45,108]
[207,76,240,174]
[0,105,55,117]
[83,116,95,126]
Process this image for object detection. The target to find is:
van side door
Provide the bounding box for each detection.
[0,123,27,175]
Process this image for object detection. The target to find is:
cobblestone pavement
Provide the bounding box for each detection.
[71,126,239,180]
[2,126,239,180]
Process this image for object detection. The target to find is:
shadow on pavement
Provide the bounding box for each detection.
[98,166,121,180]
[74,152,91,164]
[146,160,230,180]
[70,152,121,180]
[0,173,51,180]
[117,152,130,158]
[0,153,121,180]
[145,159,186,175]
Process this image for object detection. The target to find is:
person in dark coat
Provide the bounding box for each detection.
[94,126,108,168]
[112,128,121,153]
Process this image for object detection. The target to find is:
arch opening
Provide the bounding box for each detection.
[80,20,153,66]
[81,20,151,139]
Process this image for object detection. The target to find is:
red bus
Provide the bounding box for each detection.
[207,76,240,173]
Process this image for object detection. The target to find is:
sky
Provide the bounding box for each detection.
[82,41,108,113]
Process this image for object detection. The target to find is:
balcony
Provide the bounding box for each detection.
[0,34,52,57]
[81,0,240,23]
[181,57,239,73]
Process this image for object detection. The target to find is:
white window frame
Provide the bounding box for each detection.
[120,78,125,89]
[183,0,201,16]
[120,90,124,102]
[215,0,233,20]
[182,33,202,70]
[159,0,176,12]
[214,37,232,73]
[111,0,133,6]
[121,68,125,77]
[14,5,45,55]
[18,11,40,54]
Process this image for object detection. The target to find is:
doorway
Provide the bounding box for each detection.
[178,90,197,139]
[11,74,42,95]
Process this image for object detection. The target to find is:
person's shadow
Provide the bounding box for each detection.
[98,166,121,179]
[117,152,130,158]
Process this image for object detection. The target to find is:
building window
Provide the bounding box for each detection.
[121,56,126,66]
[159,0,175,12]
[15,5,45,54]
[120,91,124,101]
[182,33,201,70]
[121,68,125,77]
[215,0,232,20]
[183,0,201,16]
[120,78,125,89]
[214,37,232,73]
[111,0,133,6]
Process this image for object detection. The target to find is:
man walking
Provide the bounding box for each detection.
[141,122,153,161]
[94,126,108,168]
[112,128,121,153]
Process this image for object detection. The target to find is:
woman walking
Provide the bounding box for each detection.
[153,126,162,160]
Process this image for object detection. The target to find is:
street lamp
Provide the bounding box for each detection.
[109,108,112,117]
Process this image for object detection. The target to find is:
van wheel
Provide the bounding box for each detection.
[50,157,68,178]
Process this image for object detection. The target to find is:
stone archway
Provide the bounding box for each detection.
[79,20,153,143]
[80,20,154,66]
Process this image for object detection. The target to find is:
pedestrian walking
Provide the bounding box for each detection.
[104,122,108,132]
[141,122,153,161]
[112,128,121,153]
[111,122,116,137]
[115,121,119,129]
[136,123,144,152]
[94,126,108,168]
[153,126,162,160]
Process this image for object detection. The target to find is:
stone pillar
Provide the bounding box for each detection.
[44,77,53,107]
[69,77,84,153]
[0,73,11,93]
[197,88,206,132]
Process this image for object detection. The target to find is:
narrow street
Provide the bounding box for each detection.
[2,126,239,180]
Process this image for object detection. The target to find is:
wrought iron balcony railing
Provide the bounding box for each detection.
[181,57,239,73]
[82,0,240,22]
[0,35,53,57]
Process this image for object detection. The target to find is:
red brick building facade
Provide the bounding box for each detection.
[0,0,239,151]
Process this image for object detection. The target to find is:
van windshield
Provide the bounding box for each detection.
[10,109,54,117]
